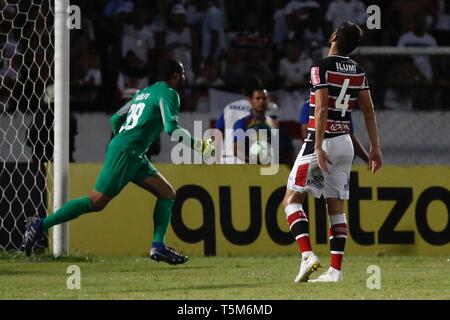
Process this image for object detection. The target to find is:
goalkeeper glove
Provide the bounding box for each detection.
[193,138,216,163]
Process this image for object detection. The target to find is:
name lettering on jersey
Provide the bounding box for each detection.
[228,104,251,111]
[336,62,357,74]
[135,93,150,101]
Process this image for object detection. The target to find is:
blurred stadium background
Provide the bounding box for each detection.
[0,0,449,264]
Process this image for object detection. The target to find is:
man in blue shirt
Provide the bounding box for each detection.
[233,86,278,164]
[215,77,279,164]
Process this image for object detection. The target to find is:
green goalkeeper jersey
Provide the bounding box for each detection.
[109,81,181,157]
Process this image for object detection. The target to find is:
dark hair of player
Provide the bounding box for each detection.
[161,58,184,81]
[335,21,363,56]
[243,76,265,97]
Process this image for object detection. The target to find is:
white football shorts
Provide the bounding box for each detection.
[287,134,354,200]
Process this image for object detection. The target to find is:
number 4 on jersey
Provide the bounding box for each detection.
[119,103,145,133]
[335,79,351,117]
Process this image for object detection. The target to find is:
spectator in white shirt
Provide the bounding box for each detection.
[302,8,325,64]
[435,0,450,32]
[117,50,149,99]
[273,0,288,51]
[326,0,367,31]
[201,0,226,63]
[284,0,320,22]
[278,40,312,89]
[164,4,198,84]
[121,11,155,65]
[398,14,437,81]
[283,0,320,48]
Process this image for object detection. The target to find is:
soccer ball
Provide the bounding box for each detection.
[249,140,270,164]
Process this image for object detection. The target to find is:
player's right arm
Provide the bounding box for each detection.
[358,89,382,173]
[314,88,333,174]
[311,63,333,174]
[110,100,132,136]
[159,90,198,147]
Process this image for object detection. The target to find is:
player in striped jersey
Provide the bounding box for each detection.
[283,22,383,283]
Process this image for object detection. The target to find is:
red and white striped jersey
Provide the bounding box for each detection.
[305,55,369,152]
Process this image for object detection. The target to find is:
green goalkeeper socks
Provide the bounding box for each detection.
[43,196,93,231]
[152,198,175,244]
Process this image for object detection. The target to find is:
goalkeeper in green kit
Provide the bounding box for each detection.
[21,59,215,264]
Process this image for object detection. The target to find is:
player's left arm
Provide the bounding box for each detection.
[358,89,382,173]
[110,100,132,135]
[350,134,369,163]
[349,116,369,163]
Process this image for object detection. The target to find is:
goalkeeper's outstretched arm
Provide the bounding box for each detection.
[160,92,215,159]
[165,121,215,158]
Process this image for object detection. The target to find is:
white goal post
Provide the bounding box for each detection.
[53,0,70,257]
[0,0,70,257]
[0,1,65,254]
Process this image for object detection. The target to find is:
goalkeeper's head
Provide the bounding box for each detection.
[161,58,186,90]
[328,21,363,56]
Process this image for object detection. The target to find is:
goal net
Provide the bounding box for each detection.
[0,0,54,251]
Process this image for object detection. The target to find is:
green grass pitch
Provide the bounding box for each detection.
[1,253,449,299]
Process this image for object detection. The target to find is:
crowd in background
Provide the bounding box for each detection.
[68,0,450,113]
[2,0,450,118]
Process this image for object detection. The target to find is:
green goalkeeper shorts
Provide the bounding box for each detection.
[94,144,158,197]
